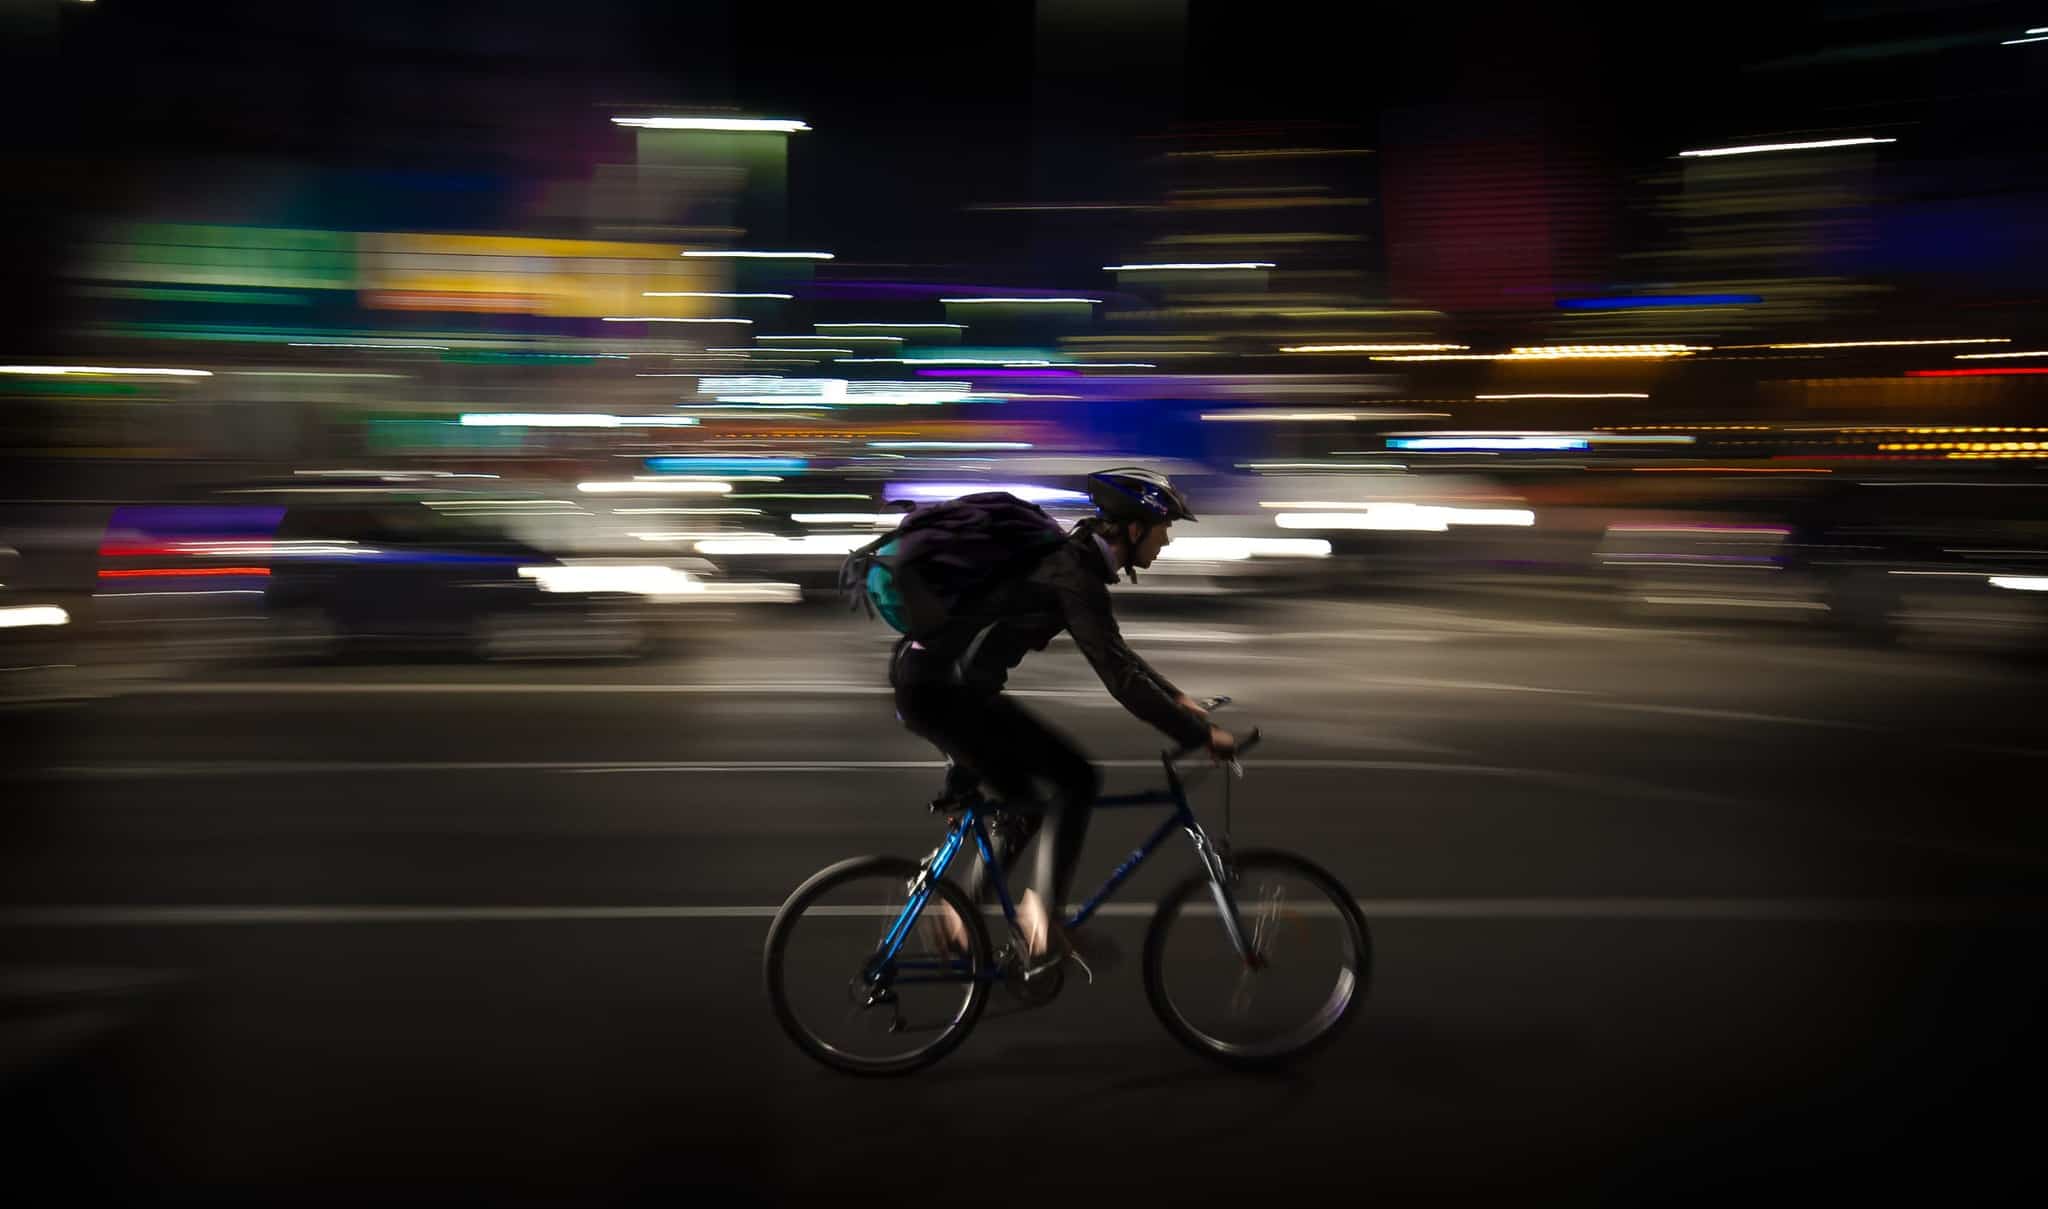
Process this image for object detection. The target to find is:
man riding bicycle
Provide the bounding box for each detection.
[890,467,1238,973]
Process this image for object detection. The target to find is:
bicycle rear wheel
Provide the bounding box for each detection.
[763,856,992,1076]
[1142,849,1370,1069]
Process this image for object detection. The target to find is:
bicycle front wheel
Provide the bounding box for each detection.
[763,856,992,1076]
[1143,849,1370,1069]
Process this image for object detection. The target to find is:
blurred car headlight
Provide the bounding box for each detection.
[518,564,703,597]
[0,605,69,628]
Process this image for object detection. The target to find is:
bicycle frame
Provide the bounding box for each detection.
[868,754,1255,986]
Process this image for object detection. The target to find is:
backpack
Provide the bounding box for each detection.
[839,492,1068,641]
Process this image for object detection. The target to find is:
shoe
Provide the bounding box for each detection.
[1016,891,1092,984]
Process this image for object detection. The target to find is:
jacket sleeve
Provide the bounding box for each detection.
[1055,572,1212,750]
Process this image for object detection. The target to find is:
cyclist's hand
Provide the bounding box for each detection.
[1177,693,1210,719]
[1206,726,1238,761]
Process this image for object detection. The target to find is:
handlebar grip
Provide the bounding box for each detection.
[1165,726,1262,764]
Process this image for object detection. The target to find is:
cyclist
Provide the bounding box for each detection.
[891,467,1237,972]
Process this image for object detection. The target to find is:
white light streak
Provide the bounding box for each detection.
[576,481,734,495]
[792,514,904,525]
[0,606,68,629]
[612,116,810,133]
[682,251,834,260]
[1157,538,1330,562]
[756,335,902,342]
[519,564,703,596]
[1988,576,2048,592]
[1274,505,1536,532]
[642,291,794,299]
[1767,338,2009,350]
[695,535,873,556]
[1955,350,2048,359]
[1201,411,1366,422]
[460,413,700,428]
[600,317,752,324]
[2001,35,2048,45]
[1104,262,1276,271]
[610,508,763,516]
[1678,137,1896,158]
[1,365,211,377]
[1239,462,1406,471]
[227,372,407,381]
[866,441,1032,450]
[1280,344,1467,353]
[286,342,449,350]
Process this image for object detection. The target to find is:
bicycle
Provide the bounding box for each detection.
[763,702,1371,1075]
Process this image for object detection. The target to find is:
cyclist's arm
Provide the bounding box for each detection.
[1057,578,1211,749]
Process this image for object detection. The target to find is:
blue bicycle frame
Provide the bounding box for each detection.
[865,752,1255,986]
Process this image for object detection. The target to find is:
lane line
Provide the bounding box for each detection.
[3,898,2043,927]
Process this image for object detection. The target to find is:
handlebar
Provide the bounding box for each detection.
[1165,726,1262,767]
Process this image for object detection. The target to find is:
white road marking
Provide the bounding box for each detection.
[1,898,2041,927]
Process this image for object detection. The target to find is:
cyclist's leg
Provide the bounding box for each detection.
[892,682,1038,905]
[976,696,1101,941]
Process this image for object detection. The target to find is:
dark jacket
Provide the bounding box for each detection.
[891,528,1211,750]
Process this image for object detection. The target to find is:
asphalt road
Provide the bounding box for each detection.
[4,596,2046,1206]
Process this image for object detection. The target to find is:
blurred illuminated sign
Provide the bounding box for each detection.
[80,223,355,291]
[359,234,729,317]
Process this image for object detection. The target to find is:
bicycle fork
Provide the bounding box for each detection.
[1185,822,1265,970]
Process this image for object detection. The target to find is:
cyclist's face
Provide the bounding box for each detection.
[1132,521,1171,568]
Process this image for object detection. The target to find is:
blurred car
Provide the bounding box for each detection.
[1596,476,2048,649]
[94,479,786,661]
[0,543,84,707]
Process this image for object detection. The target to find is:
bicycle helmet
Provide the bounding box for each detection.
[1085,467,1197,526]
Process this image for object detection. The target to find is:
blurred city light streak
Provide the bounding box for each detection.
[1908,368,2048,377]
[518,564,702,596]
[1104,262,1276,271]
[576,481,734,495]
[459,414,701,428]
[600,317,753,324]
[1762,339,2009,349]
[1954,351,2048,359]
[939,297,1101,304]
[1273,506,1535,531]
[694,535,873,555]
[1388,437,1590,451]
[881,483,1089,505]
[1677,137,1896,157]
[642,292,793,299]
[1558,295,1762,310]
[681,251,834,260]
[1,365,211,376]
[1279,344,1467,353]
[1157,538,1331,561]
[1476,394,1650,400]
[0,606,69,629]
[100,567,270,578]
[611,117,810,133]
[1988,577,2048,591]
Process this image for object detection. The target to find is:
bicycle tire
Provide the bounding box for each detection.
[1142,848,1370,1069]
[764,855,992,1076]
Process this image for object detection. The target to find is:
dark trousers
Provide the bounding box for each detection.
[893,670,1102,908]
